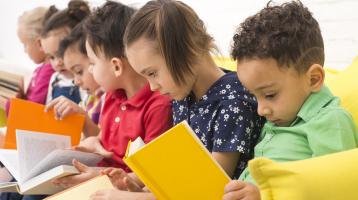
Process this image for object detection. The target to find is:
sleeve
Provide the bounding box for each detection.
[143,100,173,144]
[212,99,260,155]
[26,65,54,104]
[306,108,358,157]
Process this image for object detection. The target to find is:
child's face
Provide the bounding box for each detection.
[236,58,311,127]
[40,32,73,78]
[63,48,100,94]
[85,40,120,92]
[17,27,45,64]
[125,37,193,100]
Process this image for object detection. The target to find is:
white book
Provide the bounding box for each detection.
[0,130,103,195]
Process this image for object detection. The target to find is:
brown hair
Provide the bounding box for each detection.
[124,0,215,85]
[41,0,90,38]
[84,1,135,59]
[231,1,324,73]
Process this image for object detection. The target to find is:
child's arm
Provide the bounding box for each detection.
[45,96,100,137]
[223,180,261,200]
[212,152,240,178]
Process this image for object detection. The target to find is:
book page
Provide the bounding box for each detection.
[16,130,71,183]
[0,149,19,181]
[23,149,103,183]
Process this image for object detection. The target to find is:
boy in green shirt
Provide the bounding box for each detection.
[223,1,358,200]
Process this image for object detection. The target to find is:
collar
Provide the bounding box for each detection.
[295,85,334,124]
[111,83,152,108]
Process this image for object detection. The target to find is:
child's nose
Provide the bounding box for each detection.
[257,103,271,117]
[149,81,160,92]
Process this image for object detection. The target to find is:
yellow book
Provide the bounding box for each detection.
[124,120,231,200]
[45,175,114,200]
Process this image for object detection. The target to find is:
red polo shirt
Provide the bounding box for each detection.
[98,83,172,172]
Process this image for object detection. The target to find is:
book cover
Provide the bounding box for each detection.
[124,121,231,200]
[45,175,114,200]
[5,98,85,149]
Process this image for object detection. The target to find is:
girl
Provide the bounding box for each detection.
[45,22,103,137]
[40,0,90,105]
[0,6,59,200]
[90,0,264,199]
[1,6,55,114]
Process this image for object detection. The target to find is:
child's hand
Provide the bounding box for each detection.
[45,96,85,120]
[52,159,99,188]
[89,189,155,200]
[223,180,261,200]
[74,136,113,158]
[101,168,143,192]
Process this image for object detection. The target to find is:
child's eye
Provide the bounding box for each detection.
[148,71,157,78]
[75,70,83,75]
[265,93,276,100]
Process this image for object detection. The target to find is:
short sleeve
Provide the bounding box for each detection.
[212,99,260,155]
[306,108,358,157]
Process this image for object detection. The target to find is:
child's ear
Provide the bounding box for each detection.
[35,37,43,51]
[111,57,123,77]
[306,64,325,92]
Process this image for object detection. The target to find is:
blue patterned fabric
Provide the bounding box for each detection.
[173,71,265,178]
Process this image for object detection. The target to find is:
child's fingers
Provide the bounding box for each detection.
[73,159,89,172]
[124,177,142,192]
[60,106,74,120]
[108,168,125,177]
[224,180,246,193]
[100,168,114,175]
[44,97,61,112]
[222,189,245,200]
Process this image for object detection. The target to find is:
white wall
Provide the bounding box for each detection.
[0,0,357,74]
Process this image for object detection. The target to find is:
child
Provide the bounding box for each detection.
[0,7,55,114]
[52,1,173,189]
[45,22,103,137]
[40,0,90,105]
[223,1,358,200]
[90,0,264,199]
[0,6,55,199]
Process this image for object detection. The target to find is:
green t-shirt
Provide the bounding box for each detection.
[240,85,358,183]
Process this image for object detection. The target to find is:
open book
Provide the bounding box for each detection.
[0,130,103,195]
[124,121,231,200]
[0,70,23,100]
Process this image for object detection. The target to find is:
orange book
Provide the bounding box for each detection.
[4,98,85,149]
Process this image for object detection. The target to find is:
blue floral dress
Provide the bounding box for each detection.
[173,71,265,178]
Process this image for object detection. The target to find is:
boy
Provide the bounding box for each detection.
[53,1,172,188]
[223,1,358,200]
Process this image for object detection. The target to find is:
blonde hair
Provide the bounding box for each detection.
[18,7,48,39]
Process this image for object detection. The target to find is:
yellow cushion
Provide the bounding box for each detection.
[0,109,6,127]
[249,148,358,200]
[213,56,237,71]
[326,56,358,128]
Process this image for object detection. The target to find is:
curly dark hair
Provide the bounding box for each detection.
[231,1,324,73]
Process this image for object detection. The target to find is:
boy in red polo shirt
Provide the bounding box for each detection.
[52,1,172,188]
